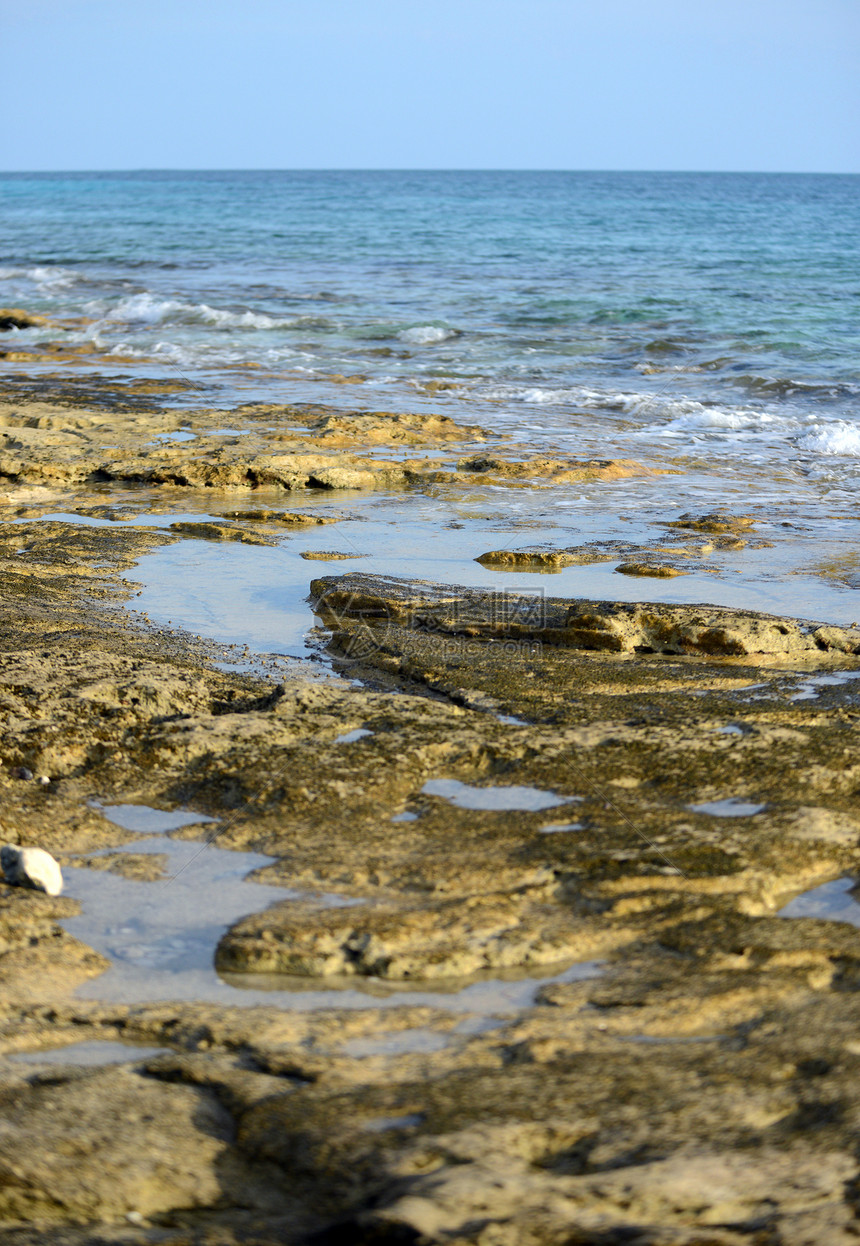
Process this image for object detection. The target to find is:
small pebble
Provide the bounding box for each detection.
[14,767,33,781]
[37,775,50,786]
[1,845,63,896]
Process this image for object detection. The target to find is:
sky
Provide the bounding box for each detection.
[2,0,858,173]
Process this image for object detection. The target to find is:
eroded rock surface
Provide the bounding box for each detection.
[313,570,860,657]
[2,392,860,1240]
[0,386,654,498]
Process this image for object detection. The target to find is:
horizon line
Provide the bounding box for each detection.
[1,166,858,177]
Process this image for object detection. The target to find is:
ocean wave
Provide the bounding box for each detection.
[731,374,860,401]
[793,422,860,456]
[104,338,321,369]
[85,292,334,332]
[651,401,787,435]
[474,381,803,440]
[397,325,460,345]
[0,264,80,290]
[477,384,609,406]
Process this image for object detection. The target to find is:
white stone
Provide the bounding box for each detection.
[0,845,63,896]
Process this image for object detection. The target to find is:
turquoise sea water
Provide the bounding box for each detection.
[2,171,858,414]
[3,170,860,624]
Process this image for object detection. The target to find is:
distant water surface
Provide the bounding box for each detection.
[2,169,860,615]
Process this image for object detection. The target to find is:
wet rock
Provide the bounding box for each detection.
[0,886,108,997]
[217,892,620,981]
[3,447,860,1239]
[306,410,486,446]
[667,511,757,534]
[445,454,657,485]
[365,1145,855,1243]
[216,508,342,525]
[69,852,168,881]
[562,600,860,656]
[477,532,751,576]
[312,571,860,659]
[169,521,273,545]
[300,550,364,561]
[615,561,687,577]
[476,546,614,570]
[0,308,51,331]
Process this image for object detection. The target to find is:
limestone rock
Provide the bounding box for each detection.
[1,845,63,896]
[615,561,687,577]
[300,550,364,561]
[0,308,51,331]
[311,571,860,659]
[169,520,273,545]
[0,1065,283,1223]
[667,511,757,534]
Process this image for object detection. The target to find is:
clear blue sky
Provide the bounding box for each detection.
[2,0,858,172]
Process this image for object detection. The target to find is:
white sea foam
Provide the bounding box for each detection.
[478,383,605,406]
[477,382,788,433]
[91,292,327,333]
[0,265,80,290]
[793,422,860,456]
[653,401,788,436]
[398,325,459,345]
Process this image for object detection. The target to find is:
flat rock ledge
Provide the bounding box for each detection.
[312,571,860,659]
[0,394,655,495]
[6,511,860,1242]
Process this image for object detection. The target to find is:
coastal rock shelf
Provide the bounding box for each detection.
[3,387,860,1242]
[0,389,653,495]
[312,570,860,659]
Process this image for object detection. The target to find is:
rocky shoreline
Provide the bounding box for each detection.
[2,373,860,1242]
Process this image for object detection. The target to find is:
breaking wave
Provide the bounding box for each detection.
[793,422,860,457]
[0,264,80,291]
[87,292,333,332]
[397,325,460,345]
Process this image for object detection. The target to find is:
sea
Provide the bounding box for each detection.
[2,169,860,633]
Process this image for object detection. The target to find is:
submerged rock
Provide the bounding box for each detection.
[169,520,273,545]
[476,546,614,570]
[1,845,63,896]
[615,561,687,578]
[0,308,51,331]
[667,511,757,534]
[301,550,365,561]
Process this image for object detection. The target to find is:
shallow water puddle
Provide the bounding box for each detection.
[9,1041,170,1067]
[94,803,219,834]
[689,798,767,817]
[130,541,320,657]
[333,727,373,744]
[362,1114,424,1133]
[147,430,197,445]
[217,958,601,1015]
[63,834,294,1004]
[422,778,572,812]
[68,805,601,1012]
[778,877,860,927]
[790,672,860,702]
[118,494,860,670]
